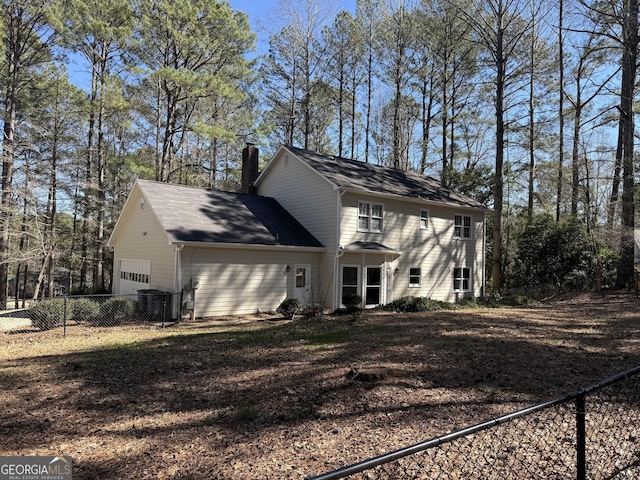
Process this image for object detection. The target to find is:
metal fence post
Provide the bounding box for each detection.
[161,294,166,329]
[576,392,586,480]
[63,295,68,337]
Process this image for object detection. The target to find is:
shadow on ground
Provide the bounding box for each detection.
[1,290,640,478]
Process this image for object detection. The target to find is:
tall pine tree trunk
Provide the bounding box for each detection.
[608,109,624,227]
[0,61,18,309]
[492,11,506,293]
[556,0,564,223]
[616,0,638,287]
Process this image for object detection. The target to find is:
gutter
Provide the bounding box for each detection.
[174,243,184,320]
[169,241,325,253]
[334,190,346,309]
[337,186,490,213]
[482,214,487,297]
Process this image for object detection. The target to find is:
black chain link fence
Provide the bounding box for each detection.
[312,366,640,480]
[0,292,178,334]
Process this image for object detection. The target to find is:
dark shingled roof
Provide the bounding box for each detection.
[284,145,487,210]
[137,180,323,248]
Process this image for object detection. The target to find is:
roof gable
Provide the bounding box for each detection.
[282,145,487,210]
[133,180,323,248]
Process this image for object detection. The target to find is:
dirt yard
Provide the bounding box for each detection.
[1,291,640,479]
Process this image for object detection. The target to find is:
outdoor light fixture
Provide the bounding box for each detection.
[285,265,291,273]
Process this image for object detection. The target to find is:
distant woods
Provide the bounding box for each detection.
[0,0,636,304]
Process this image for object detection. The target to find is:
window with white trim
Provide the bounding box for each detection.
[453,267,471,292]
[358,201,383,232]
[454,214,472,239]
[420,209,429,230]
[341,265,360,305]
[409,268,421,287]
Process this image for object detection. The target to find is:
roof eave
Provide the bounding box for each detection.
[342,247,403,256]
[338,186,490,212]
[171,241,325,253]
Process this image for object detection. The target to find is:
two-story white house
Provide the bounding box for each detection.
[108,144,489,318]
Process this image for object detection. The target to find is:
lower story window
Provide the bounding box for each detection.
[409,268,421,287]
[453,267,470,292]
[342,266,360,305]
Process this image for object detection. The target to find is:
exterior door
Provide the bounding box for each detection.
[294,264,311,304]
[118,259,150,295]
[365,266,382,307]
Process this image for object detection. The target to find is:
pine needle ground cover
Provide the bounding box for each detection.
[1,292,639,479]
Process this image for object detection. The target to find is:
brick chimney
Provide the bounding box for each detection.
[241,143,259,195]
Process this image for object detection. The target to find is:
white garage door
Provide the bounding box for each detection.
[119,259,151,294]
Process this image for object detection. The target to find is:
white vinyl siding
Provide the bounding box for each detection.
[258,150,338,308]
[258,150,338,250]
[183,247,322,317]
[110,187,175,295]
[341,192,483,303]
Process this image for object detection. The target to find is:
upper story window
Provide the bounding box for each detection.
[420,209,429,230]
[454,214,472,239]
[358,201,383,232]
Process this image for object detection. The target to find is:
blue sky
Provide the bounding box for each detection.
[229,0,357,53]
[67,1,356,89]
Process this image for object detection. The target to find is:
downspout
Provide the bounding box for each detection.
[334,189,346,309]
[174,243,184,319]
[189,247,199,320]
[361,253,366,306]
[482,215,487,297]
[385,253,392,305]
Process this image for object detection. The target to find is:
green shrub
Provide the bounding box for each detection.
[97,297,136,326]
[341,292,362,321]
[277,298,301,320]
[341,292,362,312]
[509,215,613,290]
[70,298,100,323]
[29,298,66,330]
[456,298,479,309]
[412,297,449,311]
[394,296,420,312]
[379,296,461,313]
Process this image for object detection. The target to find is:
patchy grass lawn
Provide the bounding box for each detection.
[1,291,640,479]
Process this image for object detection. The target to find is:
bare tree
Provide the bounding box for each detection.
[450,0,534,292]
[0,0,55,307]
[576,0,638,286]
